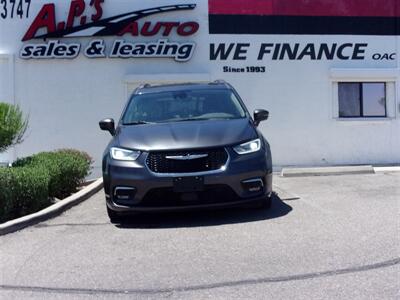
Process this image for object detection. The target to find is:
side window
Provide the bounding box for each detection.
[338,82,386,118]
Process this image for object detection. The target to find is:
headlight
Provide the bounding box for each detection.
[110,147,140,161]
[233,139,261,154]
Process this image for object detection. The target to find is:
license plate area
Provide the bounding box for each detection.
[173,176,204,193]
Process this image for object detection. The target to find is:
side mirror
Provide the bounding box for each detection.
[99,118,115,136]
[253,109,269,126]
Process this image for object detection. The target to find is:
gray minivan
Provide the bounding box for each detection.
[99,81,272,223]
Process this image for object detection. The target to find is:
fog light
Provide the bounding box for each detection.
[114,187,136,202]
[241,178,264,193]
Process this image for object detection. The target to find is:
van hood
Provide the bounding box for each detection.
[116,118,257,151]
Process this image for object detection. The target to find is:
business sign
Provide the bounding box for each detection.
[207,0,398,73]
[20,1,199,61]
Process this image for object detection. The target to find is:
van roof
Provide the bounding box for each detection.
[134,81,231,95]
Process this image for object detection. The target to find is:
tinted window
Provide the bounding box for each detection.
[362,83,386,117]
[338,83,361,117]
[122,89,246,124]
[338,82,386,118]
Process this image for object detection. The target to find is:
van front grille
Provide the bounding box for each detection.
[146,148,228,173]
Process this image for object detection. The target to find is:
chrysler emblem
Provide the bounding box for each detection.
[165,153,208,160]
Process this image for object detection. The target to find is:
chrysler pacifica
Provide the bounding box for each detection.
[99,81,272,223]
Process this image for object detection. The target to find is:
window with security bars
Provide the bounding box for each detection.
[338,82,386,118]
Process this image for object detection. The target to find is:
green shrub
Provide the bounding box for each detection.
[0,149,92,222]
[13,149,92,199]
[0,166,50,223]
[0,168,13,221]
[0,103,28,153]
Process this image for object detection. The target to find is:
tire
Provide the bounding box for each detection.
[107,206,122,223]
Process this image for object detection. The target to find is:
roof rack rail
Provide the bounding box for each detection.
[211,79,227,84]
[137,83,151,89]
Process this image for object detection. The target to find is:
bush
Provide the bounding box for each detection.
[13,149,92,199]
[0,149,92,222]
[0,166,50,223]
[0,103,28,153]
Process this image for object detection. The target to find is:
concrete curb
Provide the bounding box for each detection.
[281,165,375,177]
[0,178,103,236]
[373,166,400,173]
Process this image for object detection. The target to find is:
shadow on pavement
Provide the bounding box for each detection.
[116,195,292,229]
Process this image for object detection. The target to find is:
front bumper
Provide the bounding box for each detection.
[103,148,272,212]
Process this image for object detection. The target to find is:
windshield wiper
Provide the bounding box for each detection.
[123,121,154,125]
[174,117,235,122]
[174,118,210,122]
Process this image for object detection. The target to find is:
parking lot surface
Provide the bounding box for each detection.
[0,172,399,299]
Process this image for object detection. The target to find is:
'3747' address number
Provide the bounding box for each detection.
[1,0,31,19]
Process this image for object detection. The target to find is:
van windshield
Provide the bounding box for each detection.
[122,89,246,125]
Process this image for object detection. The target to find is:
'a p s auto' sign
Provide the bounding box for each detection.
[20,1,199,61]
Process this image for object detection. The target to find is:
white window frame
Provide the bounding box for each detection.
[330,68,398,122]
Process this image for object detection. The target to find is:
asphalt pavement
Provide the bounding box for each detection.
[0,172,399,299]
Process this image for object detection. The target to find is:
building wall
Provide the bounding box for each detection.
[0,0,399,172]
